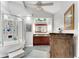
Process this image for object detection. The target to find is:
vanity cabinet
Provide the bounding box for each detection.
[33,35,50,45]
[50,33,74,58]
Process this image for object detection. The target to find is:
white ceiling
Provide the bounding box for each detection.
[1,1,72,17]
[20,1,71,13]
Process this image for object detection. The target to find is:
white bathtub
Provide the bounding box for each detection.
[0,42,24,57]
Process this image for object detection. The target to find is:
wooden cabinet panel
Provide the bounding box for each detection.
[33,36,49,45]
[50,33,74,58]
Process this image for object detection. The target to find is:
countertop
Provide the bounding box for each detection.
[50,33,74,35]
[33,34,50,36]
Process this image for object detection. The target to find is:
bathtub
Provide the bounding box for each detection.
[0,41,24,57]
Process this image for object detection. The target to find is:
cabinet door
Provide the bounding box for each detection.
[64,39,74,57]
[33,36,49,45]
[52,38,73,58]
[52,39,66,58]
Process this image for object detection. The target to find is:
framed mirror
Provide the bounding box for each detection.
[64,4,74,30]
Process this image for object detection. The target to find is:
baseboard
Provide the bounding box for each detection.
[25,45,33,47]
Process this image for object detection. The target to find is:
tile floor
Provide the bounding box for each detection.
[22,45,50,58]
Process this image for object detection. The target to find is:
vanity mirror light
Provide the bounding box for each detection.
[64,4,74,30]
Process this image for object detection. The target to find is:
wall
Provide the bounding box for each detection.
[54,1,76,33]
[23,16,33,47]
[74,2,78,57]
[54,1,78,57]
[54,10,64,32]
[0,2,2,47]
[0,16,2,47]
[17,19,25,47]
[77,2,79,57]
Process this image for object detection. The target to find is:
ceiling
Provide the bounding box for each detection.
[1,1,72,17]
[11,1,71,13]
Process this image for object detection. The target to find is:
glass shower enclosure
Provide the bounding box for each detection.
[0,14,23,47]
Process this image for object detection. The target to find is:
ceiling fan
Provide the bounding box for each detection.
[23,1,53,11]
[23,1,53,7]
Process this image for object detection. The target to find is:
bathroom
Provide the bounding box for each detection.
[0,1,79,58]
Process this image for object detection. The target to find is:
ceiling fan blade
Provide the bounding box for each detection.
[38,3,53,6]
[23,1,27,8]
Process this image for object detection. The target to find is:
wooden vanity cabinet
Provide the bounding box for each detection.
[50,33,74,58]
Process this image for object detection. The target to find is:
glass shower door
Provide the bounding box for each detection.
[2,14,19,46]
